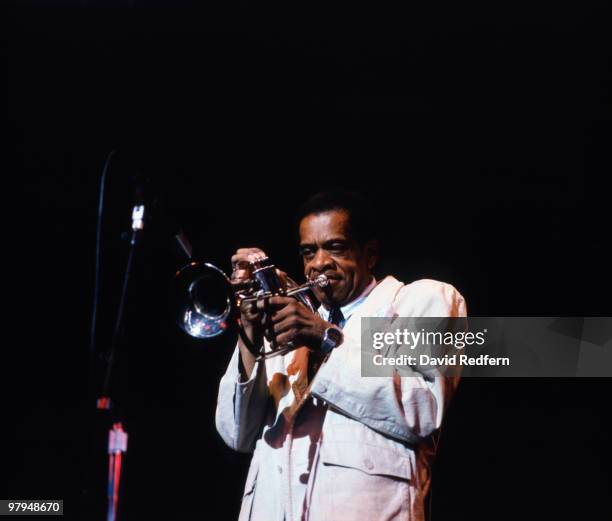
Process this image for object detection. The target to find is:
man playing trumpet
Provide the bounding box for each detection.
[216,190,466,521]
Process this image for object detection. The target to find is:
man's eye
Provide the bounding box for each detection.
[329,243,347,253]
[301,249,315,258]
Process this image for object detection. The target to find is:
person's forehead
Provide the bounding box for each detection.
[299,209,350,242]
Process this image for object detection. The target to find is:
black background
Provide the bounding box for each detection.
[5,1,611,520]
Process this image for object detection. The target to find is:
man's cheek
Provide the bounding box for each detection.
[312,287,327,303]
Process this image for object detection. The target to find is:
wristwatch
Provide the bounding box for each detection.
[320,326,344,354]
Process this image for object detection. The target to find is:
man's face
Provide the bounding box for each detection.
[299,209,376,308]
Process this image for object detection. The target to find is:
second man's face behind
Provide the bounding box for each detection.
[299,209,377,309]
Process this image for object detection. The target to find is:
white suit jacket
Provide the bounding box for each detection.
[216,276,467,521]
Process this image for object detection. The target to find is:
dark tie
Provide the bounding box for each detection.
[328,307,345,328]
[307,306,344,382]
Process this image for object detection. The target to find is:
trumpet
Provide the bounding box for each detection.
[174,256,329,359]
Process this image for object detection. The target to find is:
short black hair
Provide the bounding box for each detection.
[295,190,377,244]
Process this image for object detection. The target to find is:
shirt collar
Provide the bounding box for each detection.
[318,276,377,323]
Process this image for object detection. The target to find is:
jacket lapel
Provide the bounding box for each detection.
[342,276,404,338]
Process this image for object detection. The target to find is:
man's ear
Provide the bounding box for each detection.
[364,239,380,270]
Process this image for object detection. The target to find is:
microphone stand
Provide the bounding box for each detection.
[96,204,145,521]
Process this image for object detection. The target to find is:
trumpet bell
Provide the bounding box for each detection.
[175,262,234,338]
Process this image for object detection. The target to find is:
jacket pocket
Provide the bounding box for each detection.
[320,440,413,480]
[312,441,414,520]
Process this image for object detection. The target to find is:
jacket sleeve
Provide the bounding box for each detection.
[215,344,270,453]
[311,279,467,445]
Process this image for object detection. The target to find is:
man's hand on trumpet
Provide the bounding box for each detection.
[231,248,266,380]
[230,247,300,378]
[230,248,291,326]
[255,296,331,352]
[231,247,267,329]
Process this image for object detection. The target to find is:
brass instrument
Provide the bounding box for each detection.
[174,256,328,359]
